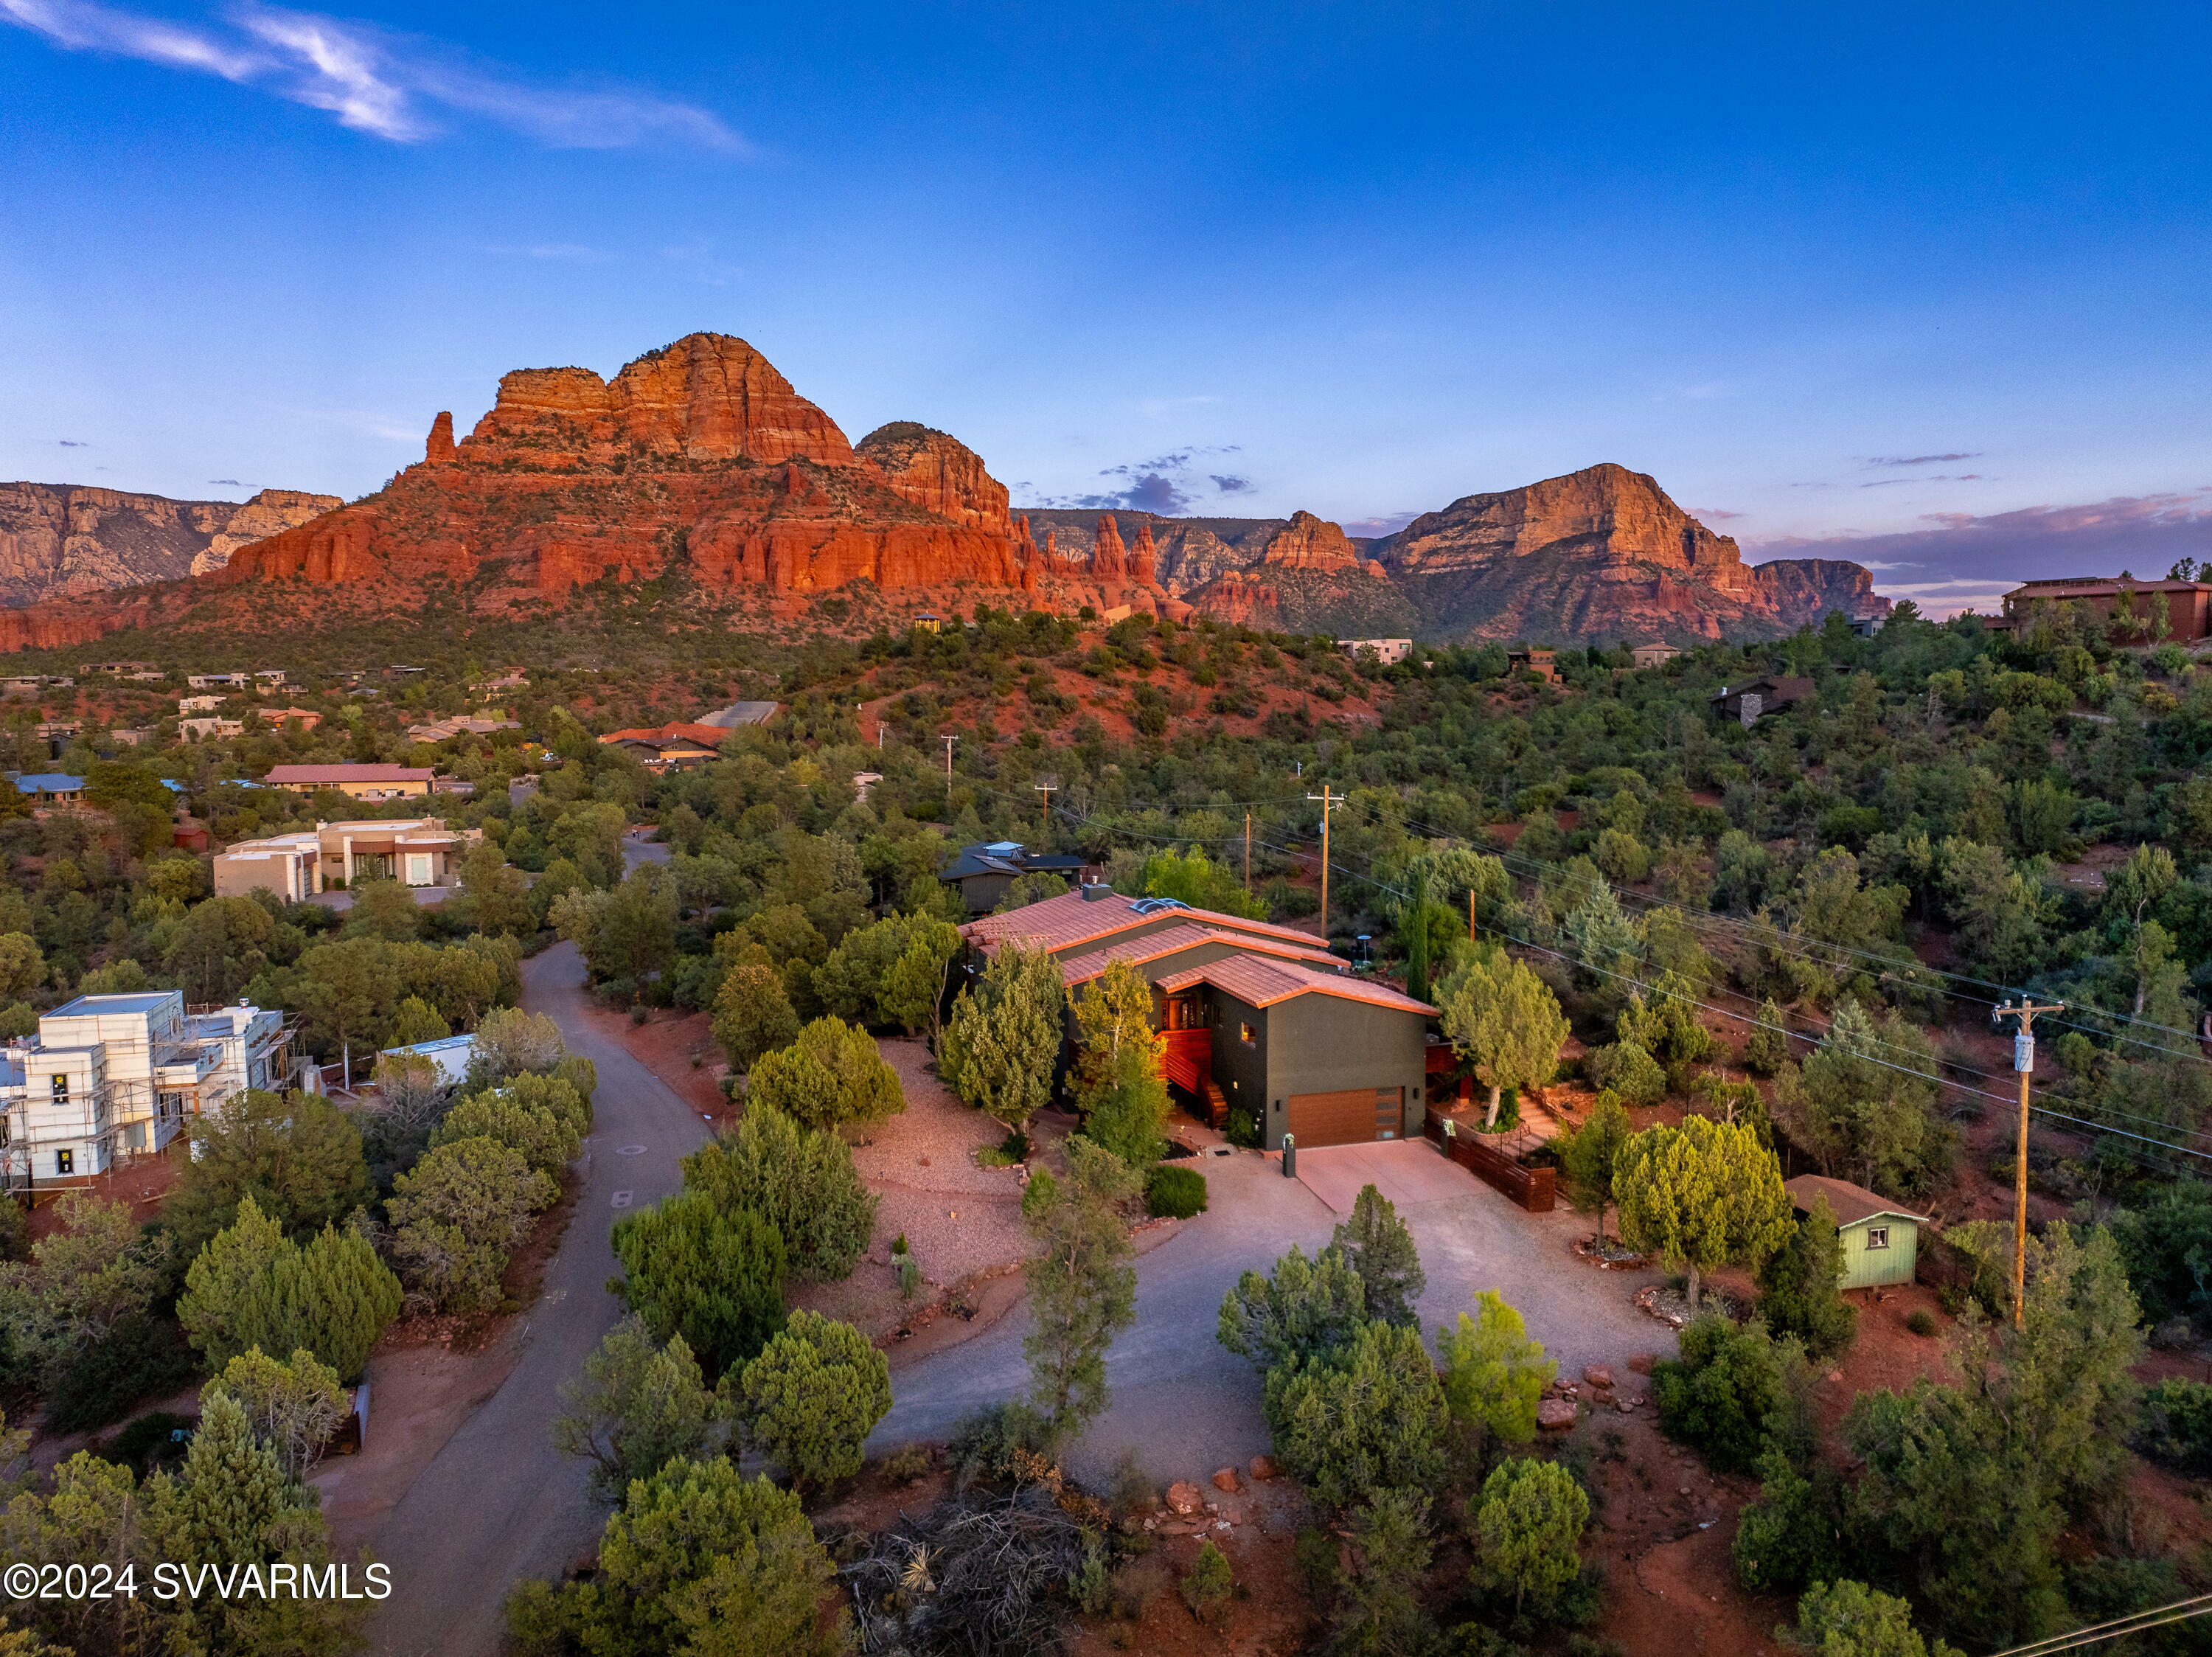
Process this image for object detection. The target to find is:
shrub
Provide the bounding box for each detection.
[880,1442,933,1483]
[1732,1445,1845,1593]
[1651,1314,1790,1474]
[1145,1164,1208,1218]
[2140,1378,2212,1473]
[1225,1108,1260,1148]
[610,1192,786,1379]
[1758,1196,1859,1357]
[1906,1308,1937,1337]
[746,1015,905,1130]
[44,1313,200,1433]
[1182,1539,1233,1624]
[679,1105,876,1282]
[108,1408,194,1476]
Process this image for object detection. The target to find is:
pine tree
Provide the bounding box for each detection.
[180,1199,400,1380]
[1023,1139,1140,1451]
[712,963,801,1072]
[1440,956,1570,1126]
[1404,868,1431,1004]
[202,1347,349,1484]
[1330,1184,1425,1327]
[1439,1290,1557,1445]
[1470,1457,1588,1613]
[737,1311,893,1493]
[177,1196,288,1367]
[1071,960,1170,1164]
[1561,1088,1632,1241]
[1217,1243,1368,1374]
[554,1317,730,1504]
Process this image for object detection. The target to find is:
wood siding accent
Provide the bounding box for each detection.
[1288,1088,1386,1148]
[1421,1113,1556,1212]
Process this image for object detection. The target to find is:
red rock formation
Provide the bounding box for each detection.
[1133,523,1160,587]
[856,423,1011,534]
[198,333,1032,613]
[1092,515,1128,581]
[1192,568,1280,628]
[1260,510,1360,571]
[425,411,455,467]
[1371,463,1889,642]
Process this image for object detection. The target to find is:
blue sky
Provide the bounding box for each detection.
[4,1,2209,614]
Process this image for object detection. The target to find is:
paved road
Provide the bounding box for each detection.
[364,942,712,1657]
[867,1146,1673,1489]
[622,827,670,874]
[698,700,779,729]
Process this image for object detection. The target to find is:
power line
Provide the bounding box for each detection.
[1985,1593,2212,1657]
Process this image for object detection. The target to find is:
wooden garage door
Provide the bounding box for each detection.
[1288,1086,1402,1147]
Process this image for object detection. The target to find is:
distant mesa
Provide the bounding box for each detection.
[0,335,1886,650]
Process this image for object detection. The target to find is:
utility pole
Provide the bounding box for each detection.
[1992,996,2065,1329]
[1245,812,1252,896]
[1307,784,1340,937]
[1034,778,1056,836]
[1469,887,1476,942]
[939,734,957,782]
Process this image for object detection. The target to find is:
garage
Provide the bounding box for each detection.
[1287,1085,1402,1147]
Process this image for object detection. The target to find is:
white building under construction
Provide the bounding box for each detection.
[0,993,295,1188]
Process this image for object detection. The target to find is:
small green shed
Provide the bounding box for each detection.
[1784,1175,1927,1290]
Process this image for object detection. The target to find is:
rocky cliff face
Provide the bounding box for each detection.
[215,333,1034,604]
[0,484,339,605]
[1259,510,1362,572]
[1367,464,1890,642]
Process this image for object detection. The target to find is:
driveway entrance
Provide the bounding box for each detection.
[1286,1138,1481,1214]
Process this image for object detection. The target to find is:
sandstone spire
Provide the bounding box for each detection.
[1133,522,1160,586]
[425,411,456,468]
[1093,514,1128,580]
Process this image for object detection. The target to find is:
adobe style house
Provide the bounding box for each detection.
[1784,1175,1927,1290]
[1997,577,2212,642]
[1507,647,1559,683]
[213,817,467,898]
[961,888,1438,1150]
[263,763,435,801]
[940,841,1093,913]
[1338,638,1414,666]
[1631,642,1680,668]
[597,722,729,771]
[1709,675,1813,725]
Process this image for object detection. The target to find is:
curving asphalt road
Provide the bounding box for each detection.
[363,942,712,1657]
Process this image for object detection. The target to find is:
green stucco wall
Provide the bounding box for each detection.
[1244,992,1430,1150]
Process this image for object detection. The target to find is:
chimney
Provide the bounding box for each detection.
[1081,882,1116,903]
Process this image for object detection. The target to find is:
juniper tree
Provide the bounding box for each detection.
[554,1316,730,1504]
[201,1347,350,1484]
[611,1192,787,1380]
[1438,1290,1557,1446]
[745,1016,903,1131]
[942,944,1064,1134]
[681,1105,875,1282]
[1217,1243,1368,1375]
[736,1311,893,1493]
[1330,1184,1425,1327]
[1440,955,1570,1126]
[1615,1114,1794,1309]
[1560,1087,1632,1241]
[1470,1456,1588,1614]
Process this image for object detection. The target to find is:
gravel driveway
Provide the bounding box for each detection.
[869,1143,1676,1489]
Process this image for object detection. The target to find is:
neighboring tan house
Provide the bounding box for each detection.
[262,763,435,801]
[1631,642,1680,668]
[1507,647,1559,683]
[408,716,520,742]
[1998,577,2212,642]
[85,661,157,675]
[1710,675,1814,726]
[178,695,226,715]
[179,718,245,741]
[0,992,291,1184]
[186,673,252,690]
[1784,1175,1927,1290]
[961,888,1437,1149]
[213,817,467,898]
[1338,638,1413,666]
[940,841,1092,913]
[597,723,728,771]
[265,708,322,731]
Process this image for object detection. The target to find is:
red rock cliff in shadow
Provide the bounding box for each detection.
[205,332,1032,607]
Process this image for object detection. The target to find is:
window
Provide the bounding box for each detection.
[1239,1022,1256,1045]
[1865,1226,1891,1250]
[49,1075,67,1105]
[55,1150,72,1175]
[405,852,434,886]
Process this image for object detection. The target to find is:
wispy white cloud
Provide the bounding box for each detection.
[487,242,618,263]
[0,0,745,149]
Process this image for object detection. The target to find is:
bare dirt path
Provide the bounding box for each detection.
[359,942,711,1657]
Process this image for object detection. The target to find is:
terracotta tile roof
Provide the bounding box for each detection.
[1057,922,1343,988]
[264,764,434,785]
[1784,1175,1927,1229]
[962,887,1328,958]
[1154,953,1438,1015]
